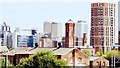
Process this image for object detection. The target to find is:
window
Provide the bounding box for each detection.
[103,62,105,66]
[96,61,99,66]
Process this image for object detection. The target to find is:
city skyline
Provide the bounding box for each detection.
[0,0,119,45]
[0,0,120,67]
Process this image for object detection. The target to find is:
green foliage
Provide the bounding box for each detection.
[101,50,120,65]
[103,50,120,60]
[0,58,5,68]
[82,50,91,56]
[17,50,68,68]
[0,57,14,68]
[9,48,14,51]
[96,49,103,56]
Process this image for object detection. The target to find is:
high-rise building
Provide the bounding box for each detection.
[0,22,11,46]
[75,20,87,38]
[75,20,87,46]
[90,3,115,54]
[43,22,62,41]
[65,19,75,47]
[118,1,120,51]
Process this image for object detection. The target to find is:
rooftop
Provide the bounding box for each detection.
[4,47,76,56]
[74,45,93,49]
[90,56,99,61]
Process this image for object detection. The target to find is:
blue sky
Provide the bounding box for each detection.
[0,0,119,44]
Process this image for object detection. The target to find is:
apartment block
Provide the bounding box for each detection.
[90,3,115,54]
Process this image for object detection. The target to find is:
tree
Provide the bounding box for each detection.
[103,50,120,60]
[82,50,91,56]
[0,57,14,68]
[0,57,5,68]
[17,50,68,68]
[96,49,103,56]
[102,50,120,65]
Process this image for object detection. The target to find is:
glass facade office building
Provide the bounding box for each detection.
[17,35,36,47]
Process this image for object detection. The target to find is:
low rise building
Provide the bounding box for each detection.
[90,56,109,67]
[74,45,95,56]
[4,47,89,66]
[4,47,109,67]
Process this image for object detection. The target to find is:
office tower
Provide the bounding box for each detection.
[118,1,120,51]
[75,20,87,38]
[12,28,39,48]
[90,3,115,54]
[43,22,62,41]
[0,22,11,46]
[65,19,75,47]
[75,20,87,46]
[17,35,36,47]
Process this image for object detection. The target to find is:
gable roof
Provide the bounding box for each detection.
[53,48,75,55]
[26,48,75,55]
[90,56,108,61]
[90,56,99,61]
[4,47,33,55]
[4,47,76,56]
[26,48,56,54]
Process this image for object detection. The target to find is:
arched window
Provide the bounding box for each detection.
[96,61,99,66]
[103,62,105,66]
[78,57,82,61]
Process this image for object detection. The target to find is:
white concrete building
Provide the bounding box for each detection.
[0,22,11,47]
[12,28,39,48]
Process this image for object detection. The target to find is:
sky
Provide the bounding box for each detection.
[0,0,119,44]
